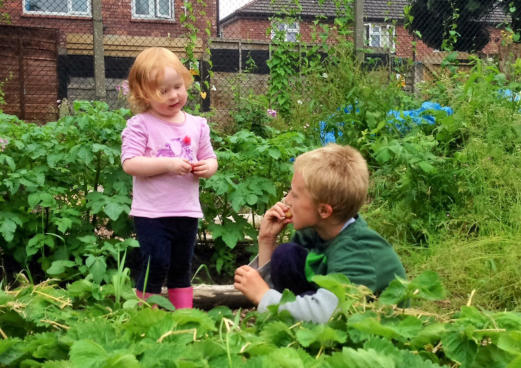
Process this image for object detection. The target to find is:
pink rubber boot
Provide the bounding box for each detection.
[168,287,193,309]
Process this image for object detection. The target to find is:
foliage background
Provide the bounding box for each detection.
[2,0,521,366]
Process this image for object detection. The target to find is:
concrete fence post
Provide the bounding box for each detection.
[92,0,106,100]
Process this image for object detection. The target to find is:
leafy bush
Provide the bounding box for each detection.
[0,101,138,283]
[0,101,313,281]
[200,129,311,275]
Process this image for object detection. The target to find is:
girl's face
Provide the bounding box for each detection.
[148,66,188,122]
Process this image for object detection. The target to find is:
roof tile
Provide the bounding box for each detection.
[223,0,507,24]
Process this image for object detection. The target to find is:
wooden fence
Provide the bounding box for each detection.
[0,25,59,123]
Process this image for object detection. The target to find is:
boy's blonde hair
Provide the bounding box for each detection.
[293,144,369,221]
[127,47,193,113]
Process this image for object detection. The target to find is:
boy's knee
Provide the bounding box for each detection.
[272,242,307,261]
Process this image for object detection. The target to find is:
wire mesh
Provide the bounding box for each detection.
[0,0,515,124]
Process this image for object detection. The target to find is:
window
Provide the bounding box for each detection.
[24,0,90,16]
[271,21,300,42]
[133,0,173,20]
[364,23,395,51]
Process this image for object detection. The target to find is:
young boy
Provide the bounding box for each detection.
[234,144,406,323]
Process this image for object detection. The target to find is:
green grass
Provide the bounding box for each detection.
[397,234,521,314]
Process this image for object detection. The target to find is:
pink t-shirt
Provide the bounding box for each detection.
[121,112,216,218]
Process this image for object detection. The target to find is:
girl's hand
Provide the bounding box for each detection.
[191,158,218,178]
[169,158,193,175]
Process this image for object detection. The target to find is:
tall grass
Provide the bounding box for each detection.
[273,52,521,312]
[398,235,521,313]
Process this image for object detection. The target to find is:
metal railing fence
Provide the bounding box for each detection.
[0,0,516,123]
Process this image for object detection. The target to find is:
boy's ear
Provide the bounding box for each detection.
[318,203,333,219]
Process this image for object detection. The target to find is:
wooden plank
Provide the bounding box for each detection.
[193,285,253,310]
[66,33,203,57]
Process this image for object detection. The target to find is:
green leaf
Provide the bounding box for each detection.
[53,217,74,233]
[498,331,521,355]
[312,273,350,302]
[378,278,408,305]
[207,221,244,249]
[0,217,19,242]
[417,161,436,174]
[442,330,478,367]
[67,279,94,298]
[266,347,309,367]
[0,155,16,170]
[410,271,446,301]
[103,202,129,221]
[27,234,55,257]
[28,192,56,208]
[77,235,97,244]
[145,295,175,311]
[47,260,77,275]
[46,153,63,167]
[0,338,28,366]
[327,347,395,368]
[85,255,107,284]
[259,321,294,347]
[410,323,446,348]
[379,271,445,305]
[349,317,400,340]
[508,355,521,368]
[171,308,217,335]
[245,193,258,206]
[391,316,425,340]
[104,353,140,368]
[268,147,282,159]
[69,340,107,368]
[280,289,297,305]
[296,324,347,348]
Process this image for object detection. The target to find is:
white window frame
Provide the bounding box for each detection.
[271,21,300,42]
[132,0,173,20]
[364,23,395,52]
[23,0,90,16]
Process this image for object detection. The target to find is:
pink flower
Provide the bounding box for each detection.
[116,80,129,96]
[183,136,191,145]
[267,109,277,117]
[0,138,7,151]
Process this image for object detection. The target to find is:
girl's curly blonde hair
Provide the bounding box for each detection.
[127,47,193,113]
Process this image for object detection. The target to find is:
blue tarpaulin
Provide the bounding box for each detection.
[320,101,453,144]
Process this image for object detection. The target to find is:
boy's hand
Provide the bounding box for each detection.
[257,200,293,267]
[258,201,292,241]
[234,265,270,305]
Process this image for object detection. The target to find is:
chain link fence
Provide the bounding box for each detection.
[0,0,516,124]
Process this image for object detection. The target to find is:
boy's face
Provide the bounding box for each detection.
[285,170,321,230]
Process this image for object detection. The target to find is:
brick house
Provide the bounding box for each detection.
[0,0,218,122]
[219,0,507,74]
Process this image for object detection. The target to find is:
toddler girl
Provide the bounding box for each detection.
[121,47,218,309]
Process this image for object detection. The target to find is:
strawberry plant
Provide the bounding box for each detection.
[2,271,521,367]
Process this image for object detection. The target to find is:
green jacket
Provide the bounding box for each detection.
[292,216,406,294]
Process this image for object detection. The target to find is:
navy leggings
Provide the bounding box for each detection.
[134,216,198,294]
[270,242,318,296]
